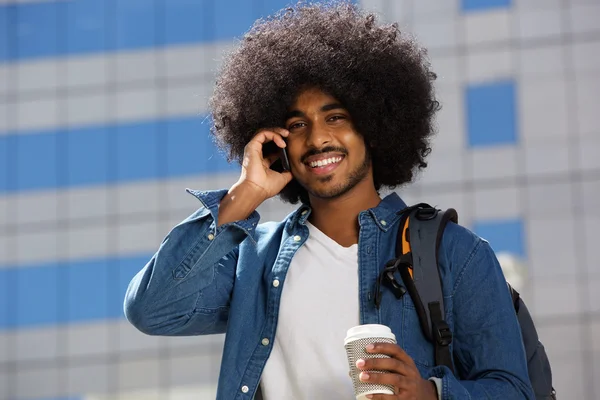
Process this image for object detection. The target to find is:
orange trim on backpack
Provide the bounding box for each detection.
[401,216,414,279]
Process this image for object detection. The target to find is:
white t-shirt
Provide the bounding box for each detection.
[261,221,360,400]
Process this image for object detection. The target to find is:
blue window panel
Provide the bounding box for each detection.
[114,120,160,182]
[114,0,156,51]
[0,134,8,192]
[462,0,511,12]
[10,2,65,60]
[0,0,355,62]
[0,253,151,330]
[0,115,235,194]
[165,117,237,177]
[164,0,210,45]
[466,80,518,147]
[474,218,525,257]
[0,6,9,60]
[66,125,110,186]
[66,0,107,54]
[213,0,264,41]
[213,0,304,42]
[66,258,110,323]
[0,268,10,328]
[163,0,298,45]
[15,265,60,327]
[15,132,59,191]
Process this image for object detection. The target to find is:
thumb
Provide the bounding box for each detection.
[280,171,294,187]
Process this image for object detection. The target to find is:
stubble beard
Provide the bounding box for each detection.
[304,150,372,200]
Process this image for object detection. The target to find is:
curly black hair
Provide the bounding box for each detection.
[209,0,439,204]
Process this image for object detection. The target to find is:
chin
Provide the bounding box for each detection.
[308,181,356,200]
[301,163,371,200]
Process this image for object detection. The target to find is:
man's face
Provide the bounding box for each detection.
[284,87,372,200]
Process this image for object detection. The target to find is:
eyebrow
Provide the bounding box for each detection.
[285,103,346,119]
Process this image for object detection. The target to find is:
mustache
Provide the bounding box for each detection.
[300,146,348,164]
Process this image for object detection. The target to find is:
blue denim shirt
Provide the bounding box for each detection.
[124,189,534,400]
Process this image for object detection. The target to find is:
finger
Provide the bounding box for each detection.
[356,357,412,377]
[246,129,289,157]
[255,128,289,145]
[273,134,287,149]
[360,370,411,386]
[267,127,290,138]
[279,170,293,183]
[366,343,415,367]
[363,394,397,400]
[363,395,396,400]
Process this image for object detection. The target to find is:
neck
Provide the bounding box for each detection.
[307,180,381,247]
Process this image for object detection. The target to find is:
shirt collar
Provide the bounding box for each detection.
[287,192,408,232]
[366,192,407,232]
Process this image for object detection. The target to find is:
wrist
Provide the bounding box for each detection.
[217,181,265,226]
[230,180,268,201]
[422,378,439,400]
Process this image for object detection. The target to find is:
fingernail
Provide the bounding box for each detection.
[360,372,370,381]
[356,359,365,368]
[365,344,375,351]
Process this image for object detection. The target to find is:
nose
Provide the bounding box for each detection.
[305,123,333,149]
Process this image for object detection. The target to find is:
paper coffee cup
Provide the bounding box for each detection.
[344,324,397,400]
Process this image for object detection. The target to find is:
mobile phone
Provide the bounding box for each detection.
[262,141,290,172]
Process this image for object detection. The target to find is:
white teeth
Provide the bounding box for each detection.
[309,156,342,168]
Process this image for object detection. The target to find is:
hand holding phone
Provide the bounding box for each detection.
[262,140,291,172]
[227,128,292,207]
[218,129,292,225]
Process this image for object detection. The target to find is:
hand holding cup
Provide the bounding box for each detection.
[345,324,437,400]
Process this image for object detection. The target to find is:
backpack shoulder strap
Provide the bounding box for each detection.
[396,204,458,372]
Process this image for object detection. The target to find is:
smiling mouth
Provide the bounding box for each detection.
[307,156,344,168]
[304,155,344,175]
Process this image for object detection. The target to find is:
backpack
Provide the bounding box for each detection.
[378,203,556,400]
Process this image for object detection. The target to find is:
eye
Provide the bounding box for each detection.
[328,115,346,122]
[288,121,306,130]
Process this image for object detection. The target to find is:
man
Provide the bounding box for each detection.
[124,2,535,399]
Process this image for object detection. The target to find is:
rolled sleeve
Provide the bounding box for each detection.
[186,188,260,242]
[124,188,261,336]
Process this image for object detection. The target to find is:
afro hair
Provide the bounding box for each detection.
[209,0,439,204]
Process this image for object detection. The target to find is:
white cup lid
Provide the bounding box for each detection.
[345,324,396,344]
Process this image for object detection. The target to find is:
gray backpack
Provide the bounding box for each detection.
[377,203,556,400]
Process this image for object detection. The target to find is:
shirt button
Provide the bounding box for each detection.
[261,338,270,346]
[241,385,249,393]
[207,233,215,240]
[272,279,280,288]
[293,235,302,242]
[380,220,387,226]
